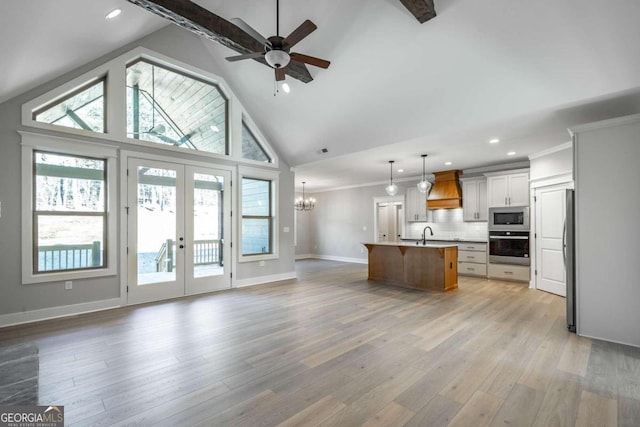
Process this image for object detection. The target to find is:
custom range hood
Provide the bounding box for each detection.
[427,170,462,209]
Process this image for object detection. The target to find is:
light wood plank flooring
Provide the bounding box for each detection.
[1,259,639,426]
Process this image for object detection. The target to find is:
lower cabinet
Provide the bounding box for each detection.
[457,242,487,277]
[488,263,530,282]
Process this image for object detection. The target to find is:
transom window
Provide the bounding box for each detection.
[126,59,228,155]
[33,78,105,133]
[242,121,272,163]
[33,151,107,273]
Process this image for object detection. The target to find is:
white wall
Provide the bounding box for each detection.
[530,142,573,183]
[573,114,640,347]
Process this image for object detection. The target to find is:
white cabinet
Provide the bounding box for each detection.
[405,187,428,222]
[458,242,487,277]
[486,170,530,207]
[488,264,530,282]
[461,178,487,221]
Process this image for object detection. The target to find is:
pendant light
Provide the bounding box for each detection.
[417,154,432,193]
[385,161,399,196]
[295,182,315,211]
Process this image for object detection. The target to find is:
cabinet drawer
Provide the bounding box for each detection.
[488,264,530,282]
[458,262,487,277]
[458,250,487,263]
[457,243,487,252]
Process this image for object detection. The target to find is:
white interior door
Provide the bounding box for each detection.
[535,185,568,296]
[127,158,231,305]
[377,205,389,242]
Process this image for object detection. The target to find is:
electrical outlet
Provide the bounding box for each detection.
[259,261,265,267]
[283,226,290,233]
[64,281,72,290]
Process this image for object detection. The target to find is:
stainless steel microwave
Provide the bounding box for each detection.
[488,206,529,231]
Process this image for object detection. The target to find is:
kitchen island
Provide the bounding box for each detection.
[362,242,458,292]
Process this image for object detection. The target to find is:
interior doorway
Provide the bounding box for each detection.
[374,196,404,243]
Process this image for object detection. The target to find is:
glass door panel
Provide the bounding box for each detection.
[185,166,231,294]
[127,158,184,305]
[137,167,178,285]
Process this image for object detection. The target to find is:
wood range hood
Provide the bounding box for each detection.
[427,170,462,209]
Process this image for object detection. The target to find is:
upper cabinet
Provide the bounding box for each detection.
[405,186,428,222]
[461,177,487,221]
[486,170,530,207]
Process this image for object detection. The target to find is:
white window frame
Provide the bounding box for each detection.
[20,131,118,284]
[21,46,280,169]
[238,166,279,263]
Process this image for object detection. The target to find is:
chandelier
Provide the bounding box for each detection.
[295,181,315,211]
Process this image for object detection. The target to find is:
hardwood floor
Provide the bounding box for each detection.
[1,259,639,426]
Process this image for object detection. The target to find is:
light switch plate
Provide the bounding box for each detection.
[64,281,72,290]
[283,227,290,233]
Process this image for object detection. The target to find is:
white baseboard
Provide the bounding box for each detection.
[233,271,297,288]
[295,254,314,260]
[308,254,368,265]
[0,298,122,328]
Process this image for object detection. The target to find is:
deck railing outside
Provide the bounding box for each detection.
[155,239,222,272]
[38,241,101,272]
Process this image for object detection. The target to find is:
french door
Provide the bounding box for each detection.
[127,157,231,305]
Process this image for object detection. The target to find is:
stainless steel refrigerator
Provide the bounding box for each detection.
[564,189,576,333]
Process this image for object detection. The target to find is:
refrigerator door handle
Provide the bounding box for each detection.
[562,219,567,267]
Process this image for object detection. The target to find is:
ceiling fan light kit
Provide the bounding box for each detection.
[265,49,290,69]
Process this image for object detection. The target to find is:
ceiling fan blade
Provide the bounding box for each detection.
[226,52,264,62]
[290,53,330,69]
[282,20,317,49]
[275,68,286,81]
[230,18,270,47]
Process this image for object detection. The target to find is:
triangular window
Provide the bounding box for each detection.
[242,121,272,163]
[33,78,105,133]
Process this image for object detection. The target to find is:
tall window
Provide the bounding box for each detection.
[33,78,105,133]
[126,59,228,155]
[241,178,273,255]
[33,151,107,273]
[242,121,272,163]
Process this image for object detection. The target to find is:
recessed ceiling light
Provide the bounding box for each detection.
[210,125,220,132]
[507,151,516,156]
[105,8,122,19]
[397,169,404,173]
[489,138,500,144]
[444,161,452,166]
[281,83,290,93]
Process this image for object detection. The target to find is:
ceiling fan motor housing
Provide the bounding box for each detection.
[265,36,290,69]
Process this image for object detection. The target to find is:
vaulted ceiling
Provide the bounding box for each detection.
[2,0,640,191]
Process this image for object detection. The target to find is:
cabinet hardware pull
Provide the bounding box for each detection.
[505,271,513,274]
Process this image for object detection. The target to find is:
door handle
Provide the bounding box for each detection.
[179,244,184,249]
[562,219,567,267]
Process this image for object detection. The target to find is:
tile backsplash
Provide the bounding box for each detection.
[404,208,488,241]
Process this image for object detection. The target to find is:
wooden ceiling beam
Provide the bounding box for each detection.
[127,0,313,83]
[398,0,436,24]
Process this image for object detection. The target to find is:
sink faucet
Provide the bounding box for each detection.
[422,226,434,245]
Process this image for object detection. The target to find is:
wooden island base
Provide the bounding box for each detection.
[363,243,458,292]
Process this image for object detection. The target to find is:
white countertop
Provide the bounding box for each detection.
[362,242,457,248]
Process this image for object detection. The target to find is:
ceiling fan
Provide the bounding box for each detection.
[225,0,330,83]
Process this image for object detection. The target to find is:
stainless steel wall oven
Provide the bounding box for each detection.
[489,230,530,265]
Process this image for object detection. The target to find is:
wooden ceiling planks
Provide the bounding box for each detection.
[126,0,313,83]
